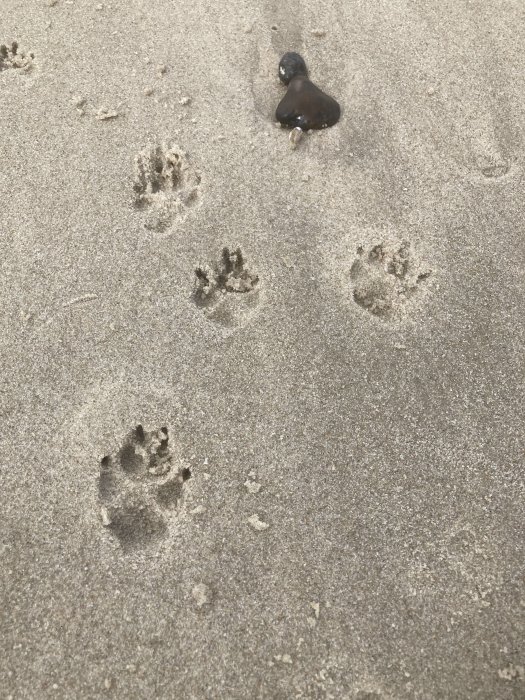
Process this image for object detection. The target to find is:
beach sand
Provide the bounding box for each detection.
[1,1,524,698]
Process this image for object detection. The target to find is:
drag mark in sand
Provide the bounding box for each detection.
[350,241,431,319]
[62,293,99,308]
[193,247,260,327]
[98,425,192,552]
[133,143,201,233]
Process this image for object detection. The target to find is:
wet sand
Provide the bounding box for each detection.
[0,1,524,698]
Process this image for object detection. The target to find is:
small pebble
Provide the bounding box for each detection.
[289,127,303,149]
[158,63,168,75]
[498,664,524,681]
[100,507,111,527]
[274,653,293,664]
[191,583,212,608]
[310,601,320,618]
[180,96,191,105]
[311,29,327,37]
[144,87,154,96]
[248,514,269,531]
[190,505,206,515]
[96,107,119,120]
[244,480,261,494]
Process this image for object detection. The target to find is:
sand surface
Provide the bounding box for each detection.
[1,1,524,698]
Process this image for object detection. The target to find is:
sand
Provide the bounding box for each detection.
[1,1,524,698]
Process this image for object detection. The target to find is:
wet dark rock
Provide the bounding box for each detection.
[276,52,340,130]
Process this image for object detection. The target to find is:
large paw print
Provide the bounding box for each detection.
[98,425,191,552]
[350,241,430,319]
[0,42,34,73]
[193,247,260,327]
[133,144,201,233]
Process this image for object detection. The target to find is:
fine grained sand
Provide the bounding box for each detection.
[1,1,524,698]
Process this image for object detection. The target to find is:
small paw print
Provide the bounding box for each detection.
[98,425,191,552]
[0,42,34,73]
[133,144,201,233]
[194,247,259,304]
[193,247,260,327]
[350,241,430,319]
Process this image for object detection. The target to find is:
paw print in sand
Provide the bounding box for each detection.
[98,425,191,552]
[350,241,430,319]
[0,42,34,73]
[193,247,260,327]
[133,144,201,233]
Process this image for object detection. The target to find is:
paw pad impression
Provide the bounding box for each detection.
[193,247,260,327]
[133,144,201,233]
[98,425,191,551]
[350,241,430,319]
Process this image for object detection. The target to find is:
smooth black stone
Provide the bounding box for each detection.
[276,52,340,130]
[276,74,341,130]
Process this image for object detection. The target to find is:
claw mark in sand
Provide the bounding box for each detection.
[98,425,192,552]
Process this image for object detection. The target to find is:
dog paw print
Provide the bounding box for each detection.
[133,144,201,233]
[350,241,430,319]
[98,425,191,552]
[193,247,260,327]
[0,42,34,73]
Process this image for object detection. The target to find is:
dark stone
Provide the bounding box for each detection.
[276,52,340,130]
